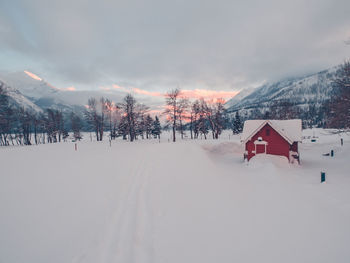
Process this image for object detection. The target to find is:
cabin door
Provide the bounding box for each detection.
[256,144,266,154]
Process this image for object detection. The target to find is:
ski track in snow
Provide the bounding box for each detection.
[99,148,154,263]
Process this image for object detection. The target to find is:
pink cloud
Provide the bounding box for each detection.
[181,89,240,101]
[24,70,42,81]
[112,84,129,92]
[66,86,76,91]
[60,86,76,91]
[105,84,239,103]
[132,88,163,97]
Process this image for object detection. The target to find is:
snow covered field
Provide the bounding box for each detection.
[1,129,350,263]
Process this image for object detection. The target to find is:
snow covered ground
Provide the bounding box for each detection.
[1,129,350,263]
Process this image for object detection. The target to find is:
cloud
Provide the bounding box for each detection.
[101,84,240,102]
[112,84,129,93]
[60,86,76,91]
[24,70,42,81]
[181,89,239,101]
[0,0,349,93]
[132,88,163,97]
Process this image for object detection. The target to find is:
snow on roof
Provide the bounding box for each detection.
[241,119,302,144]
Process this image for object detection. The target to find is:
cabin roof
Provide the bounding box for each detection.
[241,119,302,144]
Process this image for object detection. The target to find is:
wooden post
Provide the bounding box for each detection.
[75,143,77,151]
[321,172,326,183]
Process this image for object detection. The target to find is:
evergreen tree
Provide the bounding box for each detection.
[232,111,243,134]
[145,114,153,139]
[152,116,162,139]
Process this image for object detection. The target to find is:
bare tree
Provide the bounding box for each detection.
[137,104,150,139]
[212,98,226,139]
[177,98,189,139]
[328,61,350,128]
[70,112,82,141]
[0,83,13,146]
[198,99,209,139]
[85,98,99,140]
[119,94,138,142]
[84,97,107,141]
[105,99,113,140]
[190,100,201,139]
[164,88,181,142]
[17,108,33,145]
[99,97,107,141]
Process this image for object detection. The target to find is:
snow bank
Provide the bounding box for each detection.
[1,129,350,263]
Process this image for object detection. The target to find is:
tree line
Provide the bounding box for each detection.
[0,89,163,146]
[1,61,348,146]
[0,86,83,146]
[230,61,350,130]
[163,88,243,142]
[0,85,241,146]
[85,94,161,142]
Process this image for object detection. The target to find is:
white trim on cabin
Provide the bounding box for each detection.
[241,119,302,145]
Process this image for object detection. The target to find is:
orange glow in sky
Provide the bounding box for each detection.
[24,70,42,81]
[181,89,239,101]
[62,86,76,91]
[132,87,163,97]
[110,84,239,102]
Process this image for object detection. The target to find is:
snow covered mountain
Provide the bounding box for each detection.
[0,70,72,112]
[225,87,257,108]
[0,71,126,114]
[0,64,340,117]
[0,80,43,112]
[0,71,59,100]
[227,66,339,112]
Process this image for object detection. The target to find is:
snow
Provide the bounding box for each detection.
[228,65,339,112]
[0,129,350,263]
[0,71,58,99]
[1,82,43,112]
[225,87,257,108]
[0,71,131,113]
[241,119,302,143]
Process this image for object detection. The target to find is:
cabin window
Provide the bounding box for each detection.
[266,129,270,136]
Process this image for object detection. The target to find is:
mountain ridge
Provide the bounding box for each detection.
[226,65,339,113]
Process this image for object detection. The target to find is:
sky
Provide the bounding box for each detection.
[0,0,349,100]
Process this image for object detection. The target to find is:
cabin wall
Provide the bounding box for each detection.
[245,123,293,161]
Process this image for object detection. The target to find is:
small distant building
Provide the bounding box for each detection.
[241,119,302,163]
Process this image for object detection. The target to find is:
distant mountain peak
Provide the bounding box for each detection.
[0,71,59,99]
[226,64,340,112]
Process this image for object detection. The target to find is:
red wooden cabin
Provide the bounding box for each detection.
[241,119,302,163]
